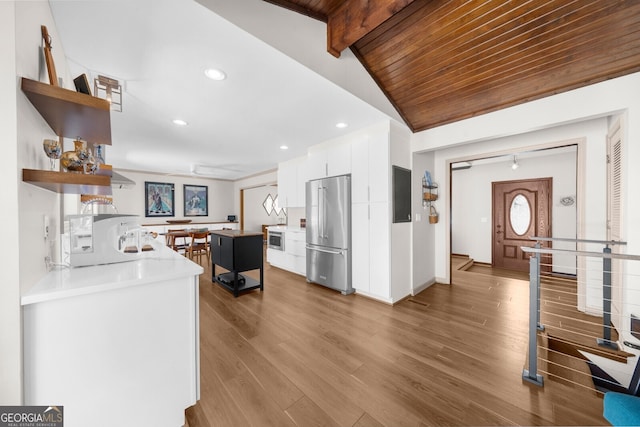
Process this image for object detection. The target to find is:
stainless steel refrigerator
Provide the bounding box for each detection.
[305,174,353,295]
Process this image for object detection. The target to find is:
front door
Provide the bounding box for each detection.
[492,178,552,272]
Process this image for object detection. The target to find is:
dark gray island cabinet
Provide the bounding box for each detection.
[211,229,263,297]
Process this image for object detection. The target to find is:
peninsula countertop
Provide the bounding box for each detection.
[210,229,263,238]
[21,246,203,305]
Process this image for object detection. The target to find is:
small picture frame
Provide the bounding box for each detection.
[184,184,208,216]
[145,182,174,217]
[73,74,91,95]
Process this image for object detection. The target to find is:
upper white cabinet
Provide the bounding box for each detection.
[351,129,389,204]
[277,156,306,208]
[307,140,352,181]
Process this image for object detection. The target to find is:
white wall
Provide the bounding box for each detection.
[233,170,276,212]
[1,0,21,405]
[6,0,73,403]
[431,117,607,313]
[414,86,624,284]
[243,185,281,233]
[286,207,305,229]
[413,72,640,344]
[17,1,71,292]
[412,151,436,293]
[451,147,578,274]
[111,170,235,224]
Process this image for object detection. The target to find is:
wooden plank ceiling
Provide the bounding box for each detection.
[263,0,640,132]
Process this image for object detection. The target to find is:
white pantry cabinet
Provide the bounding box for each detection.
[350,122,392,302]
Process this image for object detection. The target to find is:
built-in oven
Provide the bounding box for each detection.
[268,230,284,251]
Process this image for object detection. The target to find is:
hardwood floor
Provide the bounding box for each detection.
[186,254,608,426]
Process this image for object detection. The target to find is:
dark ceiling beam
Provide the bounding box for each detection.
[327,0,417,57]
[262,0,328,22]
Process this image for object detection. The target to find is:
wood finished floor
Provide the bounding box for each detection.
[185,253,608,426]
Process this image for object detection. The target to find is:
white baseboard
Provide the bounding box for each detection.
[412,279,436,296]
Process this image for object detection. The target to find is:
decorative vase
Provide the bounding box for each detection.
[60,139,90,173]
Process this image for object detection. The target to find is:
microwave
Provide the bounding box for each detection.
[268,230,284,251]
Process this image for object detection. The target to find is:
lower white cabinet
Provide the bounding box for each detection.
[22,248,201,427]
[352,201,391,302]
[267,227,306,276]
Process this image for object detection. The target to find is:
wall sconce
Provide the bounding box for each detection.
[511,155,519,170]
[94,75,122,112]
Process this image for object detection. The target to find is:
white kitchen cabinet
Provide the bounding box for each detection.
[22,247,201,427]
[307,140,352,181]
[278,156,306,208]
[267,247,287,268]
[351,202,391,301]
[351,203,370,292]
[368,132,390,203]
[350,122,392,302]
[328,141,352,177]
[350,135,369,204]
[285,229,306,276]
[307,147,327,181]
[296,158,307,205]
[369,202,391,299]
[350,129,389,204]
[266,227,306,276]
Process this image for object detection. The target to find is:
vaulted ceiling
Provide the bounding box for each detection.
[264,0,640,132]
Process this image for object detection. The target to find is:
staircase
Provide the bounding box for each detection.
[454,253,637,393]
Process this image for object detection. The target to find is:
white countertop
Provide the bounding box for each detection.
[22,246,203,305]
[266,225,306,233]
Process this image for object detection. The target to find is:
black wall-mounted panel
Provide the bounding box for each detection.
[392,165,411,223]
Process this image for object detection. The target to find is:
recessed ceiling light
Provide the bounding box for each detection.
[204,68,226,81]
[280,145,288,150]
[336,122,348,129]
[172,119,188,126]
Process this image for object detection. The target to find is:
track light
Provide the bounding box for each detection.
[511,155,519,170]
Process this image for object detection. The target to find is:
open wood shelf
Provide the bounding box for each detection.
[23,169,112,195]
[21,77,112,145]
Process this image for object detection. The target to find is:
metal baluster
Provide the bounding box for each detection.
[597,246,618,350]
[535,242,545,331]
[523,253,544,386]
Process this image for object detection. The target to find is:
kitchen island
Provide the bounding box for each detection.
[211,229,263,297]
[21,246,202,427]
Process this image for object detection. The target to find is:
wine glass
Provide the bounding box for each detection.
[42,139,62,171]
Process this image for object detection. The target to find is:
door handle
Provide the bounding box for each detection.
[306,245,344,256]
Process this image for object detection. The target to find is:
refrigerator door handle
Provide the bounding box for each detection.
[322,186,328,239]
[317,186,323,239]
[306,245,344,256]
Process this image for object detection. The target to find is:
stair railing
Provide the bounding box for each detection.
[521,237,635,387]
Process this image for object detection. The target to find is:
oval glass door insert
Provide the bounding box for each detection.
[510,194,531,236]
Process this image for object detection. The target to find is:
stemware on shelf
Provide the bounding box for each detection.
[42,138,62,171]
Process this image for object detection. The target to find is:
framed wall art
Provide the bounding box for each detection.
[145,181,175,217]
[184,184,208,216]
